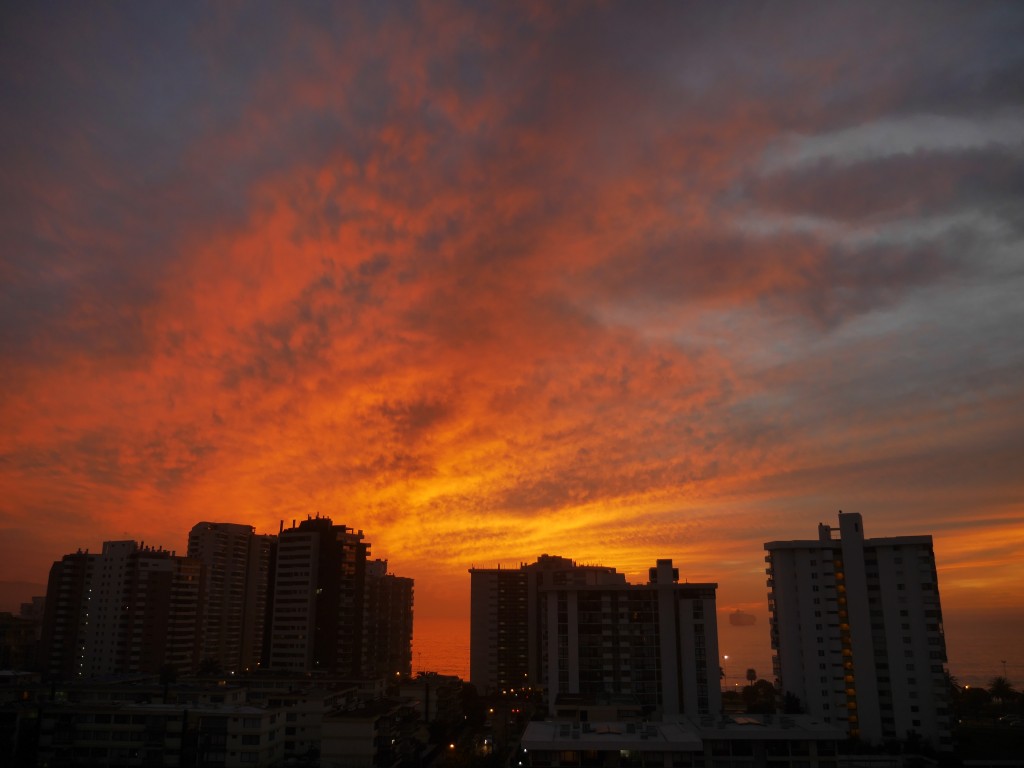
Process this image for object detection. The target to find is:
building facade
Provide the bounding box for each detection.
[188,522,275,673]
[40,550,93,681]
[268,516,371,675]
[470,555,625,694]
[522,714,843,768]
[364,559,414,678]
[469,562,532,692]
[765,511,951,749]
[470,556,721,718]
[35,701,285,768]
[40,541,202,680]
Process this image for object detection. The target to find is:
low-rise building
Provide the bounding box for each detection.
[521,713,844,767]
[399,672,463,726]
[35,701,285,767]
[321,698,419,768]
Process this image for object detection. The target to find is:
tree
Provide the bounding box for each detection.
[989,676,1016,712]
[783,691,804,714]
[989,676,1014,700]
[742,679,777,714]
[946,672,961,692]
[961,686,991,719]
[946,672,963,721]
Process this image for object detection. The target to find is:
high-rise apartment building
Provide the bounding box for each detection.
[268,515,372,674]
[187,522,275,673]
[470,555,721,717]
[365,559,414,677]
[40,550,93,680]
[40,541,202,680]
[470,562,531,691]
[765,512,950,749]
[471,555,630,693]
[40,517,412,682]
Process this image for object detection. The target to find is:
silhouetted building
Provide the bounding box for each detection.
[399,672,463,726]
[188,522,275,673]
[39,541,202,680]
[321,698,420,768]
[268,516,372,675]
[0,613,37,671]
[470,555,626,693]
[470,556,721,718]
[365,559,414,677]
[766,511,951,750]
[470,562,532,691]
[39,550,92,681]
[522,713,843,767]
[35,700,284,767]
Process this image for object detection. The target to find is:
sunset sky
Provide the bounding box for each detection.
[2,2,1022,684]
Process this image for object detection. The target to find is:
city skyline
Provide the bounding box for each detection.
[0,511,994,692]
[2,2,1023,690]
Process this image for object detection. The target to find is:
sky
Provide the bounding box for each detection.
[1,1,1022,685]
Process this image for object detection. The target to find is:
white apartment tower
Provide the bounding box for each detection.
[765,512,951,750]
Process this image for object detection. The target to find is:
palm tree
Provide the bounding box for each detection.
[988,675,1015,708]
[946,672,961,692]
